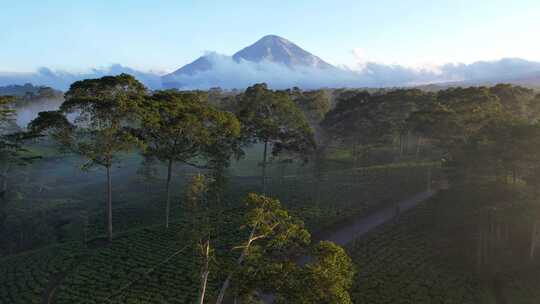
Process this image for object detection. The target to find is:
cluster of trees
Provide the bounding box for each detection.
[322,84,540,165]
[321,83,540,268]
[25,75,316,242]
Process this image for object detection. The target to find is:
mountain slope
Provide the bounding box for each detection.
[161,35,336,88]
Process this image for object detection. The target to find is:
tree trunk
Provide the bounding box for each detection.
[427,167,432,192]
[216,228,256,304]
[165,159,174,228]
[261,140,268,194]
[416,136,421,158]
[197,240,210,304]
[476,226,484,272]
[106,166,113,243]
[399,134,403,159]
[530,220,538,260]
[352,142,358,168]
[0,163,10,198]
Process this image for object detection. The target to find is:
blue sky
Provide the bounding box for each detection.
[2,0,540,73]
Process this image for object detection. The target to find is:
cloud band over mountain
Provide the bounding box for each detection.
[2,35,540,90]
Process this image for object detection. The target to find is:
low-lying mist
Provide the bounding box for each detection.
[0,65,162,91]
[14,97,64,128]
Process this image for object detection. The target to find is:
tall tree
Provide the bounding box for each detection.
[135,90,240,227]
[30,74,145,242]
[0,96,19,198]
[236,83,315,193]
[0,96,37,228]
[214,193,355,303]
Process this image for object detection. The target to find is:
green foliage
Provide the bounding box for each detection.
[30,73,146,169]
[489,83,536,120]
[236,83,316,160]
[230,193,354,303]
[287,241,355,304]
[447,118,540,184]
[28,73,147,241]
[136,90,240,166]
[184,173,207,211]
[324,89,429,144]
[288,87,332,122]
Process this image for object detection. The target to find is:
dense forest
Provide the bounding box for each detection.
[2,76,540,303]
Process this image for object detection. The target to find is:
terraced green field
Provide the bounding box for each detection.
[0,242,86,304]
[348,197,493,304]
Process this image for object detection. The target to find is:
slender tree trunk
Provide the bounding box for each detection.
[1,163,10,198]
[197,240,210,304]
[477,225,484,272]
[165,159,174,228]
[352,142,358,168]
[406,130,411,154]
[530,220,538,260]
[106,165,113,243]
[427,166,432,192]
[399,134,403,159]
[416,136,421,158]
[216,228,256,304]
[261,140,268,194]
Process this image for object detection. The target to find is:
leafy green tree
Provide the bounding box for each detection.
[324,89,433,163]
[285,241,355,304]
[135,90,241,227]
[0,96,39,198]
[0,96,25,227]
[409,87,502,154]
[215,193,354,304]
[288,87,332,124]
[0,95,18,198]
[489,84,535,120]
[181,173,214,304]
[236,84,316,193]
[29,74,145,242]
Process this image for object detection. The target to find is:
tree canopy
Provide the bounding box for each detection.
[135,90,241,227]
[30,73,146,242]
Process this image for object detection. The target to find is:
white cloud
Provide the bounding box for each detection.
[0,65,162,90]
[2,57,540,91]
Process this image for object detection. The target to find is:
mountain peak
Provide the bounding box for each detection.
[256,34,293,44]
[232,35,334,69]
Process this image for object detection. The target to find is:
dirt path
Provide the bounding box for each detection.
[317,190,435,246]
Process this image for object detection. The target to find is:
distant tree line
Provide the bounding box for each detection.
[0,83,62,104]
